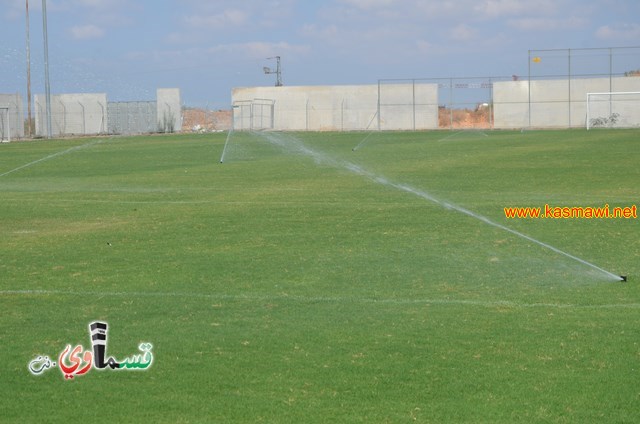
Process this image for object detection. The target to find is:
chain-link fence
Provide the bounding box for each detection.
[230,46,639,131]
[107,101,156,134]
[378,77,501,130]
[376,53,640,130]
[4,47,640,138]
[377,48,640,130]
[5,94,209,139]
[521,46,640,128]
[29,89,182,138]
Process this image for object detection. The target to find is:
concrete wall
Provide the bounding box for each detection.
[232,84,438,131]
[32,89,181,137]
[492,80,529,129]
[589,78,640,128]
[0,93,24,140]
[35,93,107,137]
[157,88,182,132]
[236,78,637,131]
[493,76,640,128]
[233,85,371,131]
[378,83,439,130]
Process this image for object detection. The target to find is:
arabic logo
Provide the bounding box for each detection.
[28,321,153,380]
[28,355,56,375]
[59,344,93,379]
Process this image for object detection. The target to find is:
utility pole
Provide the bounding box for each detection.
[42,0,52,138]
[26,0,32,137]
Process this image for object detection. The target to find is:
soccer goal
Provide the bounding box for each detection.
[0,107,11,142]
[586,92,640,130]
[232,99,274,131]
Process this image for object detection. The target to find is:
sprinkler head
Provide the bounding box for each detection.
[620,275,627,282]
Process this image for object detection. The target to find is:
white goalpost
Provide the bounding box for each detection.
[0,107,11,142]
[586,92,640,130]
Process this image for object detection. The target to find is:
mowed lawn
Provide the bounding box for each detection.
[1,129,639,423]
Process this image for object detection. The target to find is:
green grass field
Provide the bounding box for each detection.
[1,129,639,423]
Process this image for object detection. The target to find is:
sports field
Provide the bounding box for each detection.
[2,129,639,422]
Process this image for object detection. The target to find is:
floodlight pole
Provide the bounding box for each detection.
[42,0,52,138]
[26,0,32,137]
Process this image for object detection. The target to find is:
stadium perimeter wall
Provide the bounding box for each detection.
[232,84,439,131]
[234,77,639,131]
[494,76,640,128]
[157,88,182,133]
[0,93,24,139]
[34,93,107,137]
[32,89,182,137]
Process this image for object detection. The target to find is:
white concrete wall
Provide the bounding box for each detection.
[232,85,373,131]
[589,78,640,128]
[232,84,438,131]
[0,93,24,139]
[492,80,529,129]
[493,76,640,128]
[35,93,107,136]
[157,88,182,132]
[378,83,439,130]
[34,89,181,136]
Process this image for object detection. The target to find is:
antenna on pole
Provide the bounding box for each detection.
[263,56,282,87]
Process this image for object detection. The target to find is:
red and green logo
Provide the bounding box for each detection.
[28,321,153,380]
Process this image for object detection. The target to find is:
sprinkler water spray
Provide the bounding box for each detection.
[255,131,625,284]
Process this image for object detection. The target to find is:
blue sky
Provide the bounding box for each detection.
[1,0,639,108]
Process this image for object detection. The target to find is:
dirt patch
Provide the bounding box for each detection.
[182,106,494,132]
[182,108,232,132]
[438,106,493,129]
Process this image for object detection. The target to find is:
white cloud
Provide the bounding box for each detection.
[176,0,295,30]
[170,2,297,44]
[415,39,433,53]
[300,24,340,40]
[52,0,130,13]
[339,0,397,9]
[596,23,640,40]
[72,0,112,8]
[2,0,25,20]
[473,0,560,18]
[127,41,309,65]
[183,9,248,28]
[450,23,477,42]
[300,20,418,55]
[508,16,587,31]
[70,24,105,40]
[234,41,310,60]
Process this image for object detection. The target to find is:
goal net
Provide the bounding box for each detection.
[586,92,640,130]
